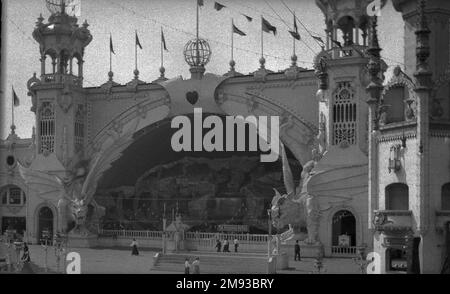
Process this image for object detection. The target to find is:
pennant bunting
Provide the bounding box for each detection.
[232,24,246,36]
[214,2,226,11]
[262,17,277,35]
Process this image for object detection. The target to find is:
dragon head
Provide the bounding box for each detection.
[71,199,88,226]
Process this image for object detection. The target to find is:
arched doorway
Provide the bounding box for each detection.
[37,207,53,243]
[332,210,356,248]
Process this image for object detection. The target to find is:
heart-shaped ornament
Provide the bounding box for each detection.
[186,91,199,105]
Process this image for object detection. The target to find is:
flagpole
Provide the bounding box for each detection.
[135,30,138,73]
[196,0,200,65]
[261,16,264,59]
[110,34,112,73]
[231,18,234,62]
[161,27,164,68]
[11,87,14,127]
[293,12,296,57]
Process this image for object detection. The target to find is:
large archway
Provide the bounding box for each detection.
[95,114,303,233]
[331,210,356,247]
[37,206,54,243]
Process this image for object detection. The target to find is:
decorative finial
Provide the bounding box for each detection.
[83,20,89,29]
[230,60,236,71]
[159,66,166,79]
[10,124,16,135]
[108,71,114,81]
[291,54,298,67]
[259,56,266,69]
[134,69,139,80]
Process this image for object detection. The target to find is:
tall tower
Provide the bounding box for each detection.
[393,0,450,121]
[370,0,450,274]
[27,0,92,169]
[314,0,386,157]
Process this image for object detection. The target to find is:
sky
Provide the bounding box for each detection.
[0,0,404,139]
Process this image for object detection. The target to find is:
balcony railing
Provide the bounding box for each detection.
[41,73,82,86]
[373,210,413,231]
[331,246,360,256]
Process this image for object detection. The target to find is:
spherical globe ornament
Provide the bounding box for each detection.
[184,38,212,67]
[46,0,77,16]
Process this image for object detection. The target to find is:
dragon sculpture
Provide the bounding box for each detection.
[271,144,366,244]
[19,118,139,237]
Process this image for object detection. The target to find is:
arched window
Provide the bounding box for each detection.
[385,183,409,210]
[441,183,450,210]
[39,102,55,153]
[0,185,26,206]
[332,82,357,146]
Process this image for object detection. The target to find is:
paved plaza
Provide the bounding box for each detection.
[2,245,362,274]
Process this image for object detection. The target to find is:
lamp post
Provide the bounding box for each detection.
[267,209,272,259]
[13,240,24,272]
[54,232,67,273]
[40,229,51,272]
[353,246,370,274]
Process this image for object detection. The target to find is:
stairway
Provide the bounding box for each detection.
[152,252,269,274]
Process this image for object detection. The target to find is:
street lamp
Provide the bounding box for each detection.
[353,246,370,274]
[267,209,272,259]
[54,232,67,273]
[40,229,51,272]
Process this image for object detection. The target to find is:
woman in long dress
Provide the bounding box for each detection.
[192,257,200,274]
[21,243,33,274]
[131,238,139,256]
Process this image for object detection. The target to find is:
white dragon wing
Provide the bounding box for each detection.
[80,118,139,205]
[17,162,64,201]
[305,164,367,211]
[280,143,296,197]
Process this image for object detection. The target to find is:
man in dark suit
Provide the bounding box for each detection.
[294,240,301,261]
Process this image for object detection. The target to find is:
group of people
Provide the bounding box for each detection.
[184,257,200,274]
[215,238,239,253]
[0,241,32,273]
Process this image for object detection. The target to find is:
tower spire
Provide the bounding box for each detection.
[414,0,431,88]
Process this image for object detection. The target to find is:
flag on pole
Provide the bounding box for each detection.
[197,0,204,7]
[312,35,325,46]
[136,31,142,49]
[12,87,19,107]
[242,14,253,22]
[214,2,226,11]
[262,17,277,35]
[232,24,246,36]
[161,29,168,51]
[288,14,300,41]
[110,34,115,54]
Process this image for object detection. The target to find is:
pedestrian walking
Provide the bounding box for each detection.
[21,242,33,274]
[223,239,230,252]
[131,238,139,256]
[215,239,222,252]
[192,257,200,274]
[234,238,239,252]
[184,258,191,274]
[294,240,301,261]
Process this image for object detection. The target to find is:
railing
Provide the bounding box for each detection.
[331,246,359,256]
[99,229,163,239]
[99,229,268,243]
[41,73,83,86]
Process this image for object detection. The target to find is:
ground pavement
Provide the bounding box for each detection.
[5,245,361,274]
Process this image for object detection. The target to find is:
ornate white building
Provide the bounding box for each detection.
[0,0,449,273]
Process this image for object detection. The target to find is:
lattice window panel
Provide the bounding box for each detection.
[332,82,357,145]
[39,102,55,153]
[74,104,85,152]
